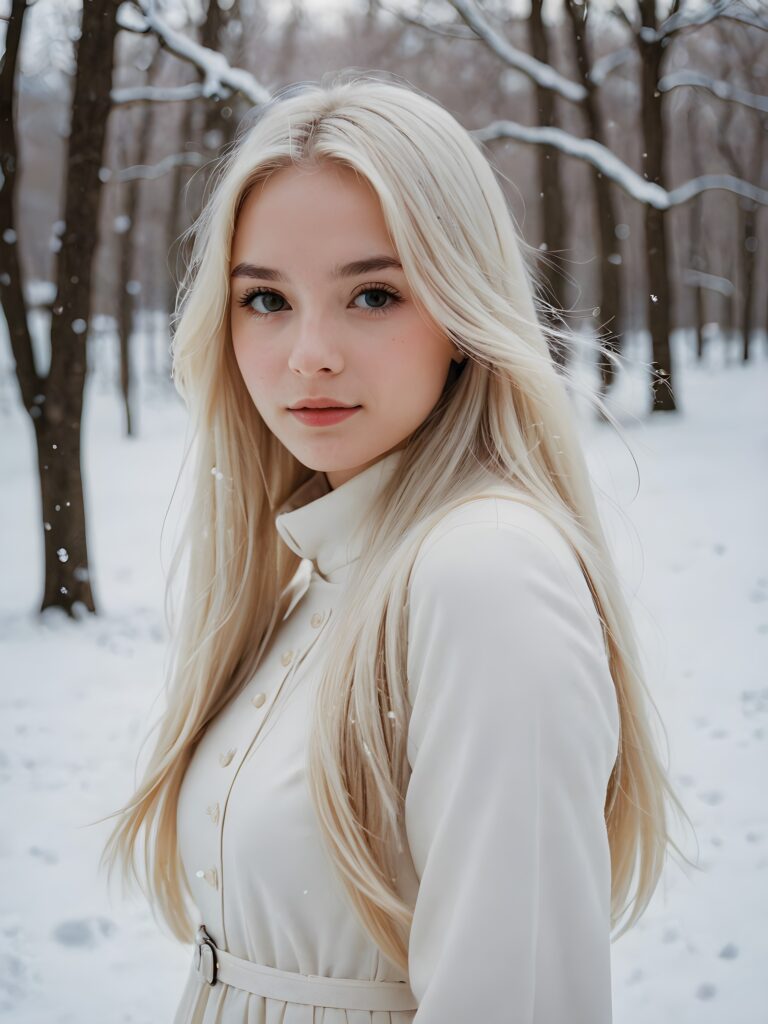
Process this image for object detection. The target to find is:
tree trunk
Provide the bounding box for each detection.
[1,0,120,617]
[562,0,623,395]
[739,198,757,362]
[115,48,161,435]
[528,0,569,369]
[693,284,705,360]
[638,0,676,412]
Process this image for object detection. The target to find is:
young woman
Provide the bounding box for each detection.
[100,73,693,1023]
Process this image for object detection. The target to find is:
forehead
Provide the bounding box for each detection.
[231,163,395,267]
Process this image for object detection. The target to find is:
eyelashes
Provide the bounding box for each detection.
[236,283,403,320]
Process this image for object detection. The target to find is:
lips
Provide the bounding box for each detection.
[289,398,360,410]
[288,406,362,427]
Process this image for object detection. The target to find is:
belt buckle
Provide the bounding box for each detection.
[194,925,218,985]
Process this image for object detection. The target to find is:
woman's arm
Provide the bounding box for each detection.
[404,508,620,1024]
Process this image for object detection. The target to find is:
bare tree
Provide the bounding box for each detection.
[111,0,768,418]
[0,0,120,616]
[685,102,708,361]
[185,0,245,225]
[710,20,766,362]
[562,0,623,394]
[405,0,768,412]
[631,0,678,410]
[114,39,164,435]
[164,60,200,361]
[527,0,569,366]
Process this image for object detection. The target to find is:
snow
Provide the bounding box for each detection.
[117,0,271,107]
[0,318,767,1022]
[659,70,768,115]
[101,151,207,186]
[657,0,768,38]
[446,0,587,103]
[111,81,207,107]
[473,120,768,210]
[111,1,768,215]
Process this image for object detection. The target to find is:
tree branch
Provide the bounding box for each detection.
[118,0,271,105]
[446,0,586,102]
[112,81,207,106]
[657,0,768,39]
[100,150,207,183]
[473,119,768,209]
[658,69,768,114]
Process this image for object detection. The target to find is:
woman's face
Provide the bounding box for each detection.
[229,162,462,488]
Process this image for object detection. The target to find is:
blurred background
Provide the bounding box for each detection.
[1,0,766,1021]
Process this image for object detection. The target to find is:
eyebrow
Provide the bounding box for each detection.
[230,255,403,281]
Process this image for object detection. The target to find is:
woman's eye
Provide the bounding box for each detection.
[238,288,288,317]
[237,285,402,319]
[351,287,402,316]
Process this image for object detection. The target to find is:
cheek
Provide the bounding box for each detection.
[369,323,451,403]
[231,329,278,397]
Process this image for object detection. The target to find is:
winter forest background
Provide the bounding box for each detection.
[1,0,767,1021]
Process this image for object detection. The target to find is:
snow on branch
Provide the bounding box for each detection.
[446,0,586,103]
[681,268,735,296]
[656,0,768,39]
[588,46,634,87]
[376,0,478,39]
[112,0,767,213]
[473,120,768,209]
[658,70,768,114]
[440,2,763,114]
[112,82,207,106]
[99,151,207,184]
[117,0,271,106]
[669,173,768,207]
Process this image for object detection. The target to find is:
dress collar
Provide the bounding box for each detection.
[275,449,404,580]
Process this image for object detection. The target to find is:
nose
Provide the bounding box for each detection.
[287,312,344,375]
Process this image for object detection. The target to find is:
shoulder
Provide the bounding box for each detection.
[405,494,619,775]
[409,495,595,627]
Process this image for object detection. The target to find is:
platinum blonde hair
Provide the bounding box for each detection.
[97,71,696,970]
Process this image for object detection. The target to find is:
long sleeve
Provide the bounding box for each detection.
[403,506,620,1024]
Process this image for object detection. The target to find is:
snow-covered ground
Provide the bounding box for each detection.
[0,324,766,1022]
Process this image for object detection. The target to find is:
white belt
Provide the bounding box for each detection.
[194,925,419,1011]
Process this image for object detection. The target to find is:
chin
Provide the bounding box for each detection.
[280,443,352,470]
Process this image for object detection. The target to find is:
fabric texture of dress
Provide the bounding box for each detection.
[171,447,621,1024]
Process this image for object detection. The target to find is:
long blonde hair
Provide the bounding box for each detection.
[97,71,697,970]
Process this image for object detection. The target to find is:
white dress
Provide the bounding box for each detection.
[171,447,621,1024]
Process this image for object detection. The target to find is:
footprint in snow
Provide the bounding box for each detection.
[698,790,724,805]
[695,982,717,1000]
[29,845,58,864]
[52,916,117,948]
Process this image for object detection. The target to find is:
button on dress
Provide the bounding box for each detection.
[172,447,621,1024]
